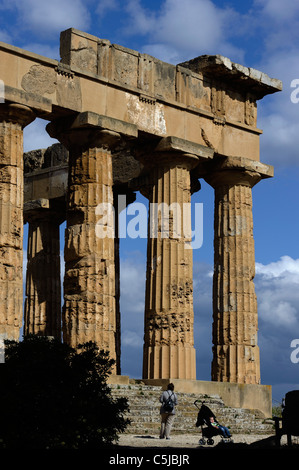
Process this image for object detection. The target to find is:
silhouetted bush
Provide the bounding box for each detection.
[0,335,130,449]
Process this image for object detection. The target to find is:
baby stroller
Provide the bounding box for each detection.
[194,400,233,446]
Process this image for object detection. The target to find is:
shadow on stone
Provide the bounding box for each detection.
[249,435,277,448]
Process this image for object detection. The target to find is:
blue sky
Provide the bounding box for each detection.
[1,0,299,404]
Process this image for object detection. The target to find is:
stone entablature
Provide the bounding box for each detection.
[0,28,282,385]
[1,29,281,160]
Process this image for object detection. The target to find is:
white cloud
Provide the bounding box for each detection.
[259,299,297,327]
[122,330,143,348]
[142,43,181,65]
[21,42,60,60]
[124,0,156,36]
[4,0,91,38]
[96,0,119,17]
[250,256,299,392]
[254,46,299,168]
[242,1,299,169]
[256,256,299,279]
[255,256,299,329]
[246,0,299,55]
[0,29,11,43]
[124,0,245,64]
[254,0,299,24]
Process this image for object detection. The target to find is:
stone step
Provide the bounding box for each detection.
[109,383,275,436]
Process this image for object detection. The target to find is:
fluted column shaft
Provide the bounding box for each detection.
[65,143,116,359]
[24,211,62,339]
[0,104,35,340]
[142,153,198,380]
[46,121,121,373]
[46,114,135,375]
[206,166,261,384]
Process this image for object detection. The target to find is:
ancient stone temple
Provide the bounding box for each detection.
[0,29,281,390]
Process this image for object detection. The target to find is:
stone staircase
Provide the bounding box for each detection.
[110,382,275,436]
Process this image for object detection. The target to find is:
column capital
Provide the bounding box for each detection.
[134,135,212,172]
[0,103,35,128]
[203,154,273,188]
[140,150,200,170]
[130,166,201,200]
[129,173,152,199]
[46,112,137,151]
[47,120,121,151]
[130,143,201,199]
[24,198,65,225]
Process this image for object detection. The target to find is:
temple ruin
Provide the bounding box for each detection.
[0,29,282,410]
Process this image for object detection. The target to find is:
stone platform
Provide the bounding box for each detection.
[108,376,272,418]
[108,380,274,436]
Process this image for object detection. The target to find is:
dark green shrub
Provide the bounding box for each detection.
[0,335,129,449]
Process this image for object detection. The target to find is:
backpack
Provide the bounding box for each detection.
[164,391,174,412]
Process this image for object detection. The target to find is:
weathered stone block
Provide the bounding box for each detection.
[60,28,98,74]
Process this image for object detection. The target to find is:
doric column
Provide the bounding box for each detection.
[65,134,117,364]
[24,201,64,339]
[47,114,138,374]
[0,103,35,340]
[141,151,198,380]
[204,156,271,384]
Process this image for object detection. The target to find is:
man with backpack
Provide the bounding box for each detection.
[159,383,178,440]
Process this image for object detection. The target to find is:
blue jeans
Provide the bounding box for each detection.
[218,425,231,438]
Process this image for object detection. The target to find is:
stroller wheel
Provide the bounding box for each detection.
[207,438,214,445]
[199,438,206,445]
